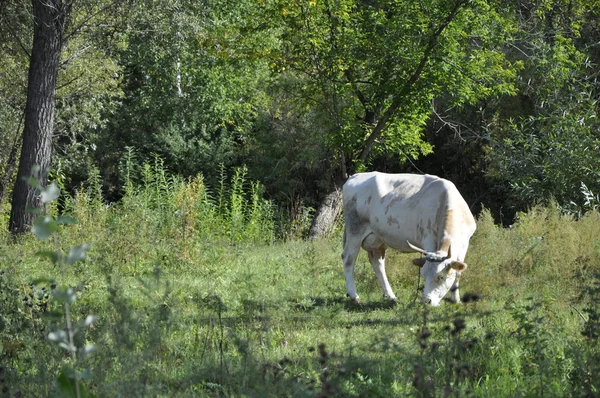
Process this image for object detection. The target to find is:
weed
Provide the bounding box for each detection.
[3,162,600,396]
[571,273,600,396]
[25,178,97,397]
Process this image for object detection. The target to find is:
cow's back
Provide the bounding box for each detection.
[343,172,475,255]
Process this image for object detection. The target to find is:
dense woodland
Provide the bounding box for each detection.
[1,0,599,232]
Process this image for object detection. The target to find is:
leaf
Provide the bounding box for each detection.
[30,276,56,285]
[48,330,67,342]
[36,251,60,264]
[80,344,96,358]
[41,311,64,321]
[83,315,98,327]
[24,176,41,189]
[56,215,77,225]
[65,243,91,265]
[56,366,95,398]
[78,368,94,380]
[57,367,78,398]
[32,215,58,241]
[40,182,60,203]
[52,287,77,303]
[59,342,76,352]
[26,205,43,215]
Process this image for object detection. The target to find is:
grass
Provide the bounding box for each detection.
[1,166,600,397]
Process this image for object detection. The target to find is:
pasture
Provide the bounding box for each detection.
[1,170,600,397]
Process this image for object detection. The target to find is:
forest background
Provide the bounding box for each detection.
[1,0,599,233]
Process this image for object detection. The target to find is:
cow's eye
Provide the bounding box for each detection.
[436,275,444,283]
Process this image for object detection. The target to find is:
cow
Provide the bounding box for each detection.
[341,172,476,306]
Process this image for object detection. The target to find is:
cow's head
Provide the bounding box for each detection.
[407,241,467,306]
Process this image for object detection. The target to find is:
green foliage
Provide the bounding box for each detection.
[269,0,519,172]
[3,0,599,231]
[91,0,273,195]
[507,297,572,396]
[486,0,600,215]
[54,31,124,191]
[115,156,276,245]
[3,179,600,396]
[0,1,30,204]
[29,180,97,397]
[571,273,600,396]
[490,95,600,214]
[245,102,326,235]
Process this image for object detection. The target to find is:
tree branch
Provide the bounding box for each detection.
[63,0,120,43]
[59,45,92,67]
[431,99,485,141]
[344,69,368,110]
[5,18,32,58]
[358,0,469,164]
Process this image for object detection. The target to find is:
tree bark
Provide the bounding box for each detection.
[308,181,343,240]
[9,0,67,234]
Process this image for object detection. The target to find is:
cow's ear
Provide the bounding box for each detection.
[412,258,426,267]
[450,261,468,272]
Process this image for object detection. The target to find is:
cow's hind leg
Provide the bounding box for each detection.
[342,232,362,302]
[368,249,397,301]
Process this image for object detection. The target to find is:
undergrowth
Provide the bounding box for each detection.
[1,160,600,396]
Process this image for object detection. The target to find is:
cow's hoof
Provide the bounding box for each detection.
[383,296,398,307]
[346,293,360,304]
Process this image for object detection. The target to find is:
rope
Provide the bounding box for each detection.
[412,253,423,304]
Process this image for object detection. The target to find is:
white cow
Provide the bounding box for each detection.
[342,172,476,306]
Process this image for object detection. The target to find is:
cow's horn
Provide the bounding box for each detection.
[407,241,428,255]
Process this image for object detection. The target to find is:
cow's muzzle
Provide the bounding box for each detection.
[421,295,441,306]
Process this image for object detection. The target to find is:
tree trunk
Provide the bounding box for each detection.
[308,182,343,240]
[9,0,67,234]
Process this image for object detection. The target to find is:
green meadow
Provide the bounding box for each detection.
[1,167,600,397]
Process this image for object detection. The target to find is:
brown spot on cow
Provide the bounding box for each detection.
[439,209,454,255]
[385,195,402,215]
[416,223,425,242]
[345,195,362,235]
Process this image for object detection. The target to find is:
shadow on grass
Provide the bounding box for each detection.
[292,296,347,312]
[292,295,416,312]
[343,299,400,312]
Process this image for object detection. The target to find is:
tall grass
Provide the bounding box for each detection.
[1,163,600,396]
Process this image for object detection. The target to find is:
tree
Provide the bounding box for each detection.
[487,0,600,215]
[270,0,520,237]
[94,0,273,195]
[0,1,30,209]
[8,0,128,233]
[9,0,70,234]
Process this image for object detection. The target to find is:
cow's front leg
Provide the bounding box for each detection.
[368,249,396,300]
[342,246,361,302]
[450,273,461,303]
